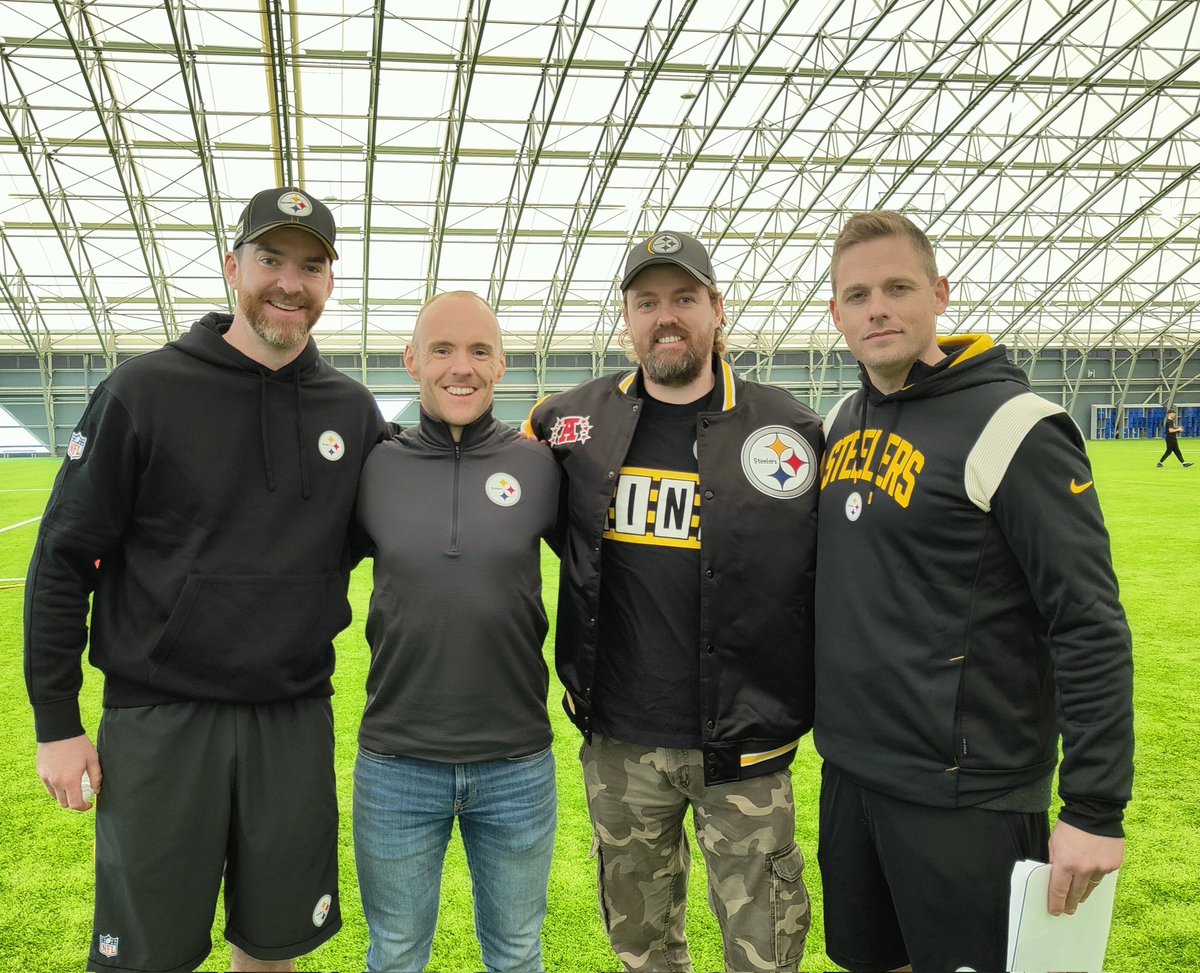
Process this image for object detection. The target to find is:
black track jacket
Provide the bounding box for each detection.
[525,356,823,784]
[356,409,561,762]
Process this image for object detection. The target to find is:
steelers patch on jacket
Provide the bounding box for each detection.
[845,491,863,522]
[486,472,522,506]
[279,191,313,216]
[604,466,701,549]
[318,430,345,461]
[648,233,682,254]
[549,414,592,446]
[740,426,816,498]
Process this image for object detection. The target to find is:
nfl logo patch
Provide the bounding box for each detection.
[98,934,119,958]
[67,430,87,460]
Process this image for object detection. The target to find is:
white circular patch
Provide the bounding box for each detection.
[318,430,345,461]
[485,472,522,506]
[312,893,332,927]
[845,491,863,522]
[648,233,681,254]
[739,426,817,499]
[278,190,313,217]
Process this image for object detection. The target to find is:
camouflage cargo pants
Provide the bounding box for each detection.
[581,735,810,972]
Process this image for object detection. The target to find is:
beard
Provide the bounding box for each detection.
[639,328,711,387]
[239,290,320,350]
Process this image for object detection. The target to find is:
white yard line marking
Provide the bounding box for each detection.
[1,516,41,534]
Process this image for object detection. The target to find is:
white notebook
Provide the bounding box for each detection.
[1006,859,1118,973]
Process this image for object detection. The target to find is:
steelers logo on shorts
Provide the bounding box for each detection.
[740,426,817,499]
[312,893,332,927]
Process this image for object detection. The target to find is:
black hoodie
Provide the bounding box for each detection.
[814,335,1133,837]
[25,313,388,741]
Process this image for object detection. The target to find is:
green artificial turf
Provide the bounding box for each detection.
[1,441,1197,971]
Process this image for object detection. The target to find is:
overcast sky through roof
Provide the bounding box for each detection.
[2,0,1198,363]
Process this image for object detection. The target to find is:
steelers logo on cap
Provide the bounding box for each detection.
[648,233,682,255]
[277,191,313,217]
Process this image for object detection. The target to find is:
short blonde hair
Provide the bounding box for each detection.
[830,211,938,290]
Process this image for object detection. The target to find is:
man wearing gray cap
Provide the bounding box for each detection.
[524,232,822,972]
[25,187,388,972]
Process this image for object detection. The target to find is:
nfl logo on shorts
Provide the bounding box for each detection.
[67,430,87,460]
[98,934,119,958]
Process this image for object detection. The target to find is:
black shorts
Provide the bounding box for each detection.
[818,762,1049,973]
[89,699,341,973]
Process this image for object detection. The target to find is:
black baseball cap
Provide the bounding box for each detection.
[232,187,338,260]
[621,231,716,291]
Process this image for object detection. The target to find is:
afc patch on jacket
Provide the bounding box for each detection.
[549,415,592,446]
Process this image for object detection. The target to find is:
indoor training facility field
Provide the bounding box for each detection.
[0,443,1196,972]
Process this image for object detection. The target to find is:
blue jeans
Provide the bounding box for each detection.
[353,745,557,973]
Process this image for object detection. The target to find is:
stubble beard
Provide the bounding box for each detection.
[241,292,319,351]
[857,330,926,378]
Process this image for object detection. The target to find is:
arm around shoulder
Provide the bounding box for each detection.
[522,393,554,441]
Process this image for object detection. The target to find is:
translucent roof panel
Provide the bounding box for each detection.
[1,0,1198,370]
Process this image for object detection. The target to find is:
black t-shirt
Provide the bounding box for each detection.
[591,380,718,748]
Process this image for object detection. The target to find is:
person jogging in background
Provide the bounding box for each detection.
[1157,408,1192,467]
[815,210,1134,973]
[25,187,388,973]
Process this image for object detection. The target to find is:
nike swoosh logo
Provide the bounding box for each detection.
[1070,479,1094,494]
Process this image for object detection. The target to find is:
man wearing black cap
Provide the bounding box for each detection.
[25,187,388,972]
[524,233,822,972]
